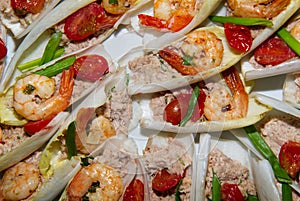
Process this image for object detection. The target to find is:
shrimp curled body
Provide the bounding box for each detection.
[67,163,123,201]
[13,69,74,121]
[227,0,291,19]
[204,67,249,121]
[1,162,40,201]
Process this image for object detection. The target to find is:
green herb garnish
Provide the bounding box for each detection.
[282,183,292,201]
[81,156,94,166]
[23,84,35,94]
[40,32,63,65]
[175,179,183,201]
[182,55,195,66]
[109,0,118,4]
[212,172,221,201]
[66,121,77,159]
[247,194,259,201]
[277,27,300,56]
[209,16,273,27]
[88,181,100,193]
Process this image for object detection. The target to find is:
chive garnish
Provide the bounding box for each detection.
[40,32,63,65]
[282,183,292,201]
[175,179,183,201]
[66,121,77,159]
[209,16,273,27]
[277,27,300,56]
[212,172,221,201]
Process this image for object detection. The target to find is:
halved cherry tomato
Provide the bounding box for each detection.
[71,54,109,81]
[152,169,182,192]
[221,183,244,201]
[163,89,206,125]
[123,178,144,201]
[0,38,7,60]
[224,23,252,52]
[11,0,45,15]
[64,2,113,41]
[23,117,53,136]
[138,14,168,30]
[279,140,300,179]
[254,37,297,66]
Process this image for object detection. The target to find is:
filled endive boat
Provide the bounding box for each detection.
[0,0,150,93]
[58,135,143,201]
[196,132,259,201]
[119,26,247,95]
[130,0,222,44]
[240,10,300,81]
[0,69,141,201]
[133,66,271,133]
[283,72,300,109]
[230,94,300,200]
[0,0,62,39]
[140,132,196,200]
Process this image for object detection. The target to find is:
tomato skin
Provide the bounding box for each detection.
[123,178,144,201]
[64,2,108,41]
[72,54,109,81]
[221,183,244,201]
[23,118,53,136]
[224,23,252,52]
[152,169,182,192]
[11,0,45,15]
[0,38,7,60]
[254,37,297,66]
[138,14,167,30]
[279,140,300,179]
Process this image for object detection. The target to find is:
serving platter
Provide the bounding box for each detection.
[1,1,299,200]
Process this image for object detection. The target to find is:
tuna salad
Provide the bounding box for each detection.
[142,136,193,200]
[204,148,257,200]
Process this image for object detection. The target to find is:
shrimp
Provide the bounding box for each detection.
[75,108,116,154]
[13,68,74,121]
[159,29,223,75]
[67,163,123,201]
[1,162,40,201]
[102,0,137,15]
[203,66,249,121]
[227,0,291,19]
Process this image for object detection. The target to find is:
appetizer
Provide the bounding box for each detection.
[120,26,247,95]
[197,133,259,201]
[140,132,196,200]
[230,94,300,200]
[240,10,300,80]
[134,66,270,133]
[283,72,300,109]
[59,135,141,201]
[0,0,149,93]
[0,0,62,39]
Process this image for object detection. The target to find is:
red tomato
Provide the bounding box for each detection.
[123,178,144,201]
[0,38,7,60]
[72,54,109,81]
[138,14,167,30]
[254,37,297,66]
[221,183,244,201]
[23,118,53,136]
[64,2,112,41]
[224,23,252,52]
[11,0,45,15]
[279,140,300,179]
[152,169,182,192]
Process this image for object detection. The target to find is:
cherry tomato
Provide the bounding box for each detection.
[64,2,109,41]
[254,37,297,66]
[72,54,109,81]
[11,0,45,15]
[123,178,144,201]
[152,169,182,192]
[23,117,53,136]
[279,140,300,179]
[221,183,244,201]
[138,14,167,30]
[0,38,7,60]
[224,23,252,52]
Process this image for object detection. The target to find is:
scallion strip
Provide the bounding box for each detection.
[244,125,292,184]
[247,194,259,201]
[277,27,300,56]
[35,56,76,77]
[40,32,63,65]
[179,85,200,127]
[175,179,183,201]
[212,173,221,201]
[282,183,292,201]
[209,16,273,27]
[66,121,77,159]
[17,48,65,72]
